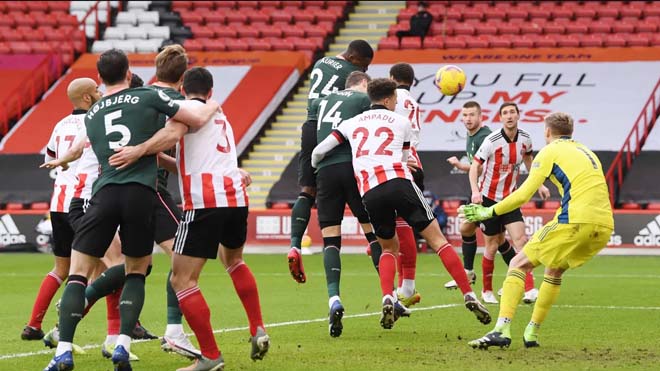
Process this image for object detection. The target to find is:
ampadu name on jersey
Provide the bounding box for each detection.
[359,112,396,123]
[87,94,141,120]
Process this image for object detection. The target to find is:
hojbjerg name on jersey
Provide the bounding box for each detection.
[86,94,142,120]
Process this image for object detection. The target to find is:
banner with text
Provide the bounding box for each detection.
[367,53,660,151]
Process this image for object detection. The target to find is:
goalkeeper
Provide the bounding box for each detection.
[460,112,614,349]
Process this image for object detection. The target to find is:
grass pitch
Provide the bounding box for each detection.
[1,252,659,370]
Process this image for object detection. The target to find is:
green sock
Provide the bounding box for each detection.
[59,275,88,343]
[498,240,516,265]
[290,193,314,248]
[365,232,381,272]
[166,270,182,324]
[119,274,146,336]
[323,236,342,298]
[86,264,125,304]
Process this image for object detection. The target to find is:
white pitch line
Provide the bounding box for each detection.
[2,303,660,361]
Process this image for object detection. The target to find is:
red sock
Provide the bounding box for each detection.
[228,262,264,337]
[437,243,471,295]
[396,221,417,281]
[378,252,397,297]
[482,256,495,292]
[28,272,63,329]
[525,271,535,291]
[106,290,121,335]
[177,287,220,360]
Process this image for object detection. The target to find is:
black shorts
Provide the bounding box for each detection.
[68,197,90,232]
[411,166,425,191]
[316,162,370,229]
[479,196,524,236]
[154,190,182,244]
[173,207,248,259]
[297,119,317,188]
[50,211,74,257]
[362,178,436,239]
[72,183,157,258]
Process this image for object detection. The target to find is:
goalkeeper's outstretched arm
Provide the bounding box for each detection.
[493,172,546,216]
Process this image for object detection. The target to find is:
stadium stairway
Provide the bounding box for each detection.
[241,0,404,209]
[328,0,406,56]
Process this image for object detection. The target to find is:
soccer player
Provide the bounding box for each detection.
[468,102,548,304]
[311,78,491,329]
[110,67,269,371]
[43,49,219,371]
[463,112,613,349]
[311,71,392,337]
[288,40,375,284]
[21,78,101,342]
[389,62,423,307]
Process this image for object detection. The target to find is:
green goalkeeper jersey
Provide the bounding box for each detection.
[310,89,371,170]
[85,87,180,196]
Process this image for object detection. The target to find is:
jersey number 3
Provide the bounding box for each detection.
[353,127,394,158]
[104,110,131,149]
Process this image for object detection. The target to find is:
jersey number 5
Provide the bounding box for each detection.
[353,127,394,158]
[104,110,131,149]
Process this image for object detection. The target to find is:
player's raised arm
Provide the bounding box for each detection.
[311,130,343,168]
[108,120,188,170]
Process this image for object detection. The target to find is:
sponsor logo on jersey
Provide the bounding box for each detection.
[634,215,660,246]
[0,214,27,246]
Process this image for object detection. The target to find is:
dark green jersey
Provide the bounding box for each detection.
[306,56,361,119]
[146,85,185,193]
[466,126,492,163]
[311,90,371,169]
[85,87,180,195]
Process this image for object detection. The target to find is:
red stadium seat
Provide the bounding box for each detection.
[649,33,660,46]
[620,7,643,19]
[225,38,249,51]
[209,25,238,38]
[0,42,10,54]
[573,7,596,19]
[397,8,416,22]
[5,2,27,12]
[444,36,467,49]
[401,36,422,49]
[282,27,305,38]
[533,34,558,48]
[466,36,489,48]
[304,1,325,8]
[423,36,443,49]
[190,25,215,39]
[528,4,554,20]
[6,202,24,210]
[248,11,270,24]
[193,1,215,10]
[179,11,204,25]
[603,34,626,47]
[268,37,295,51]
[552,8,573,20]
[215,1,236,9]
[476,21,498,35]
[57,15,79,27]
[543,23,565,35]
[30,202,49,211]
[183,38,204,52]
[644,3,660,17]
[635,19,658,33]
[497,22,520,35]
[237,28,260,38]
[453,22,475,36]
[225,12,248,24]
[442,200,462,211]
[556,34,580,47]
[48,1,71,13]
[521,201,537,210]
[512,35,534,48]
[293,13,315,23]
[9,41,31,54]
[520,21,544,35]
[259,1,281,9]
[249,39,272,51]
[612,21,635,34]
[588,20,611,34]
[463,9,482,21]
[256,23,282,38]
[270,202,290,209]
[620,202,641,210]
[22,29,46,42]
[647,202,660,210]
[564,22,588,35]
[270,10,293,23]
[625,33,649,47]
[542,200,560,209]
[203,38,226,51]
[204,12,225,24]
[489,35,512,48]
[596,6,618,19]
[378,36,399,50]
[579,34,603,47]
[3,29,23,41]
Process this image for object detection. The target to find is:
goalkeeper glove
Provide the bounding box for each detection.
[461,204,495,222]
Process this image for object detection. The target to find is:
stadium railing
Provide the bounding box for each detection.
[606,78,660,206]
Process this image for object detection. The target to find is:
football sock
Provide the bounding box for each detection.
[482,256,495,292]
[58,275,87,343]
[437,243,471,295]
[177,286,220,360]
[396,222,417,282]
[290,193,314,249]
[323,236,342,298]
[498,240,516,265]
[461,234,477,271]
[498,269,526,322]
[525,271,536,291]
[85,264,125,311]
[365,231,381,272]
[378,252,397,297]
[228,261,264,337]
[106,289,121,336]
[28,272,63,329]
[530,276,562,326]
[116,334,131,352]
[105,334,118,346]
[166,269,183,325]
[119,274,145,338]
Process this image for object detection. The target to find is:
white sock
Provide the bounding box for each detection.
[116,334,131,352]
[400,279,415,297]
[55,341,72,357]
[464,291,476,299]
[291,246,301,253]
[105,335,118,346]
[496,317,511,329]
[328,295,340,309]
[165,324,184,337]
[382,294,395,304]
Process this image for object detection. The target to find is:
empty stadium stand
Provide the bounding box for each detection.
[380,0,660,49]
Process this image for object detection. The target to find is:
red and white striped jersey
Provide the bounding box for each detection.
[474,128,533,201]
[332,107,414,196]
[45,112,85,212]
[395,88,422,167]
[175,99,248,210]
[72,125,99,200]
